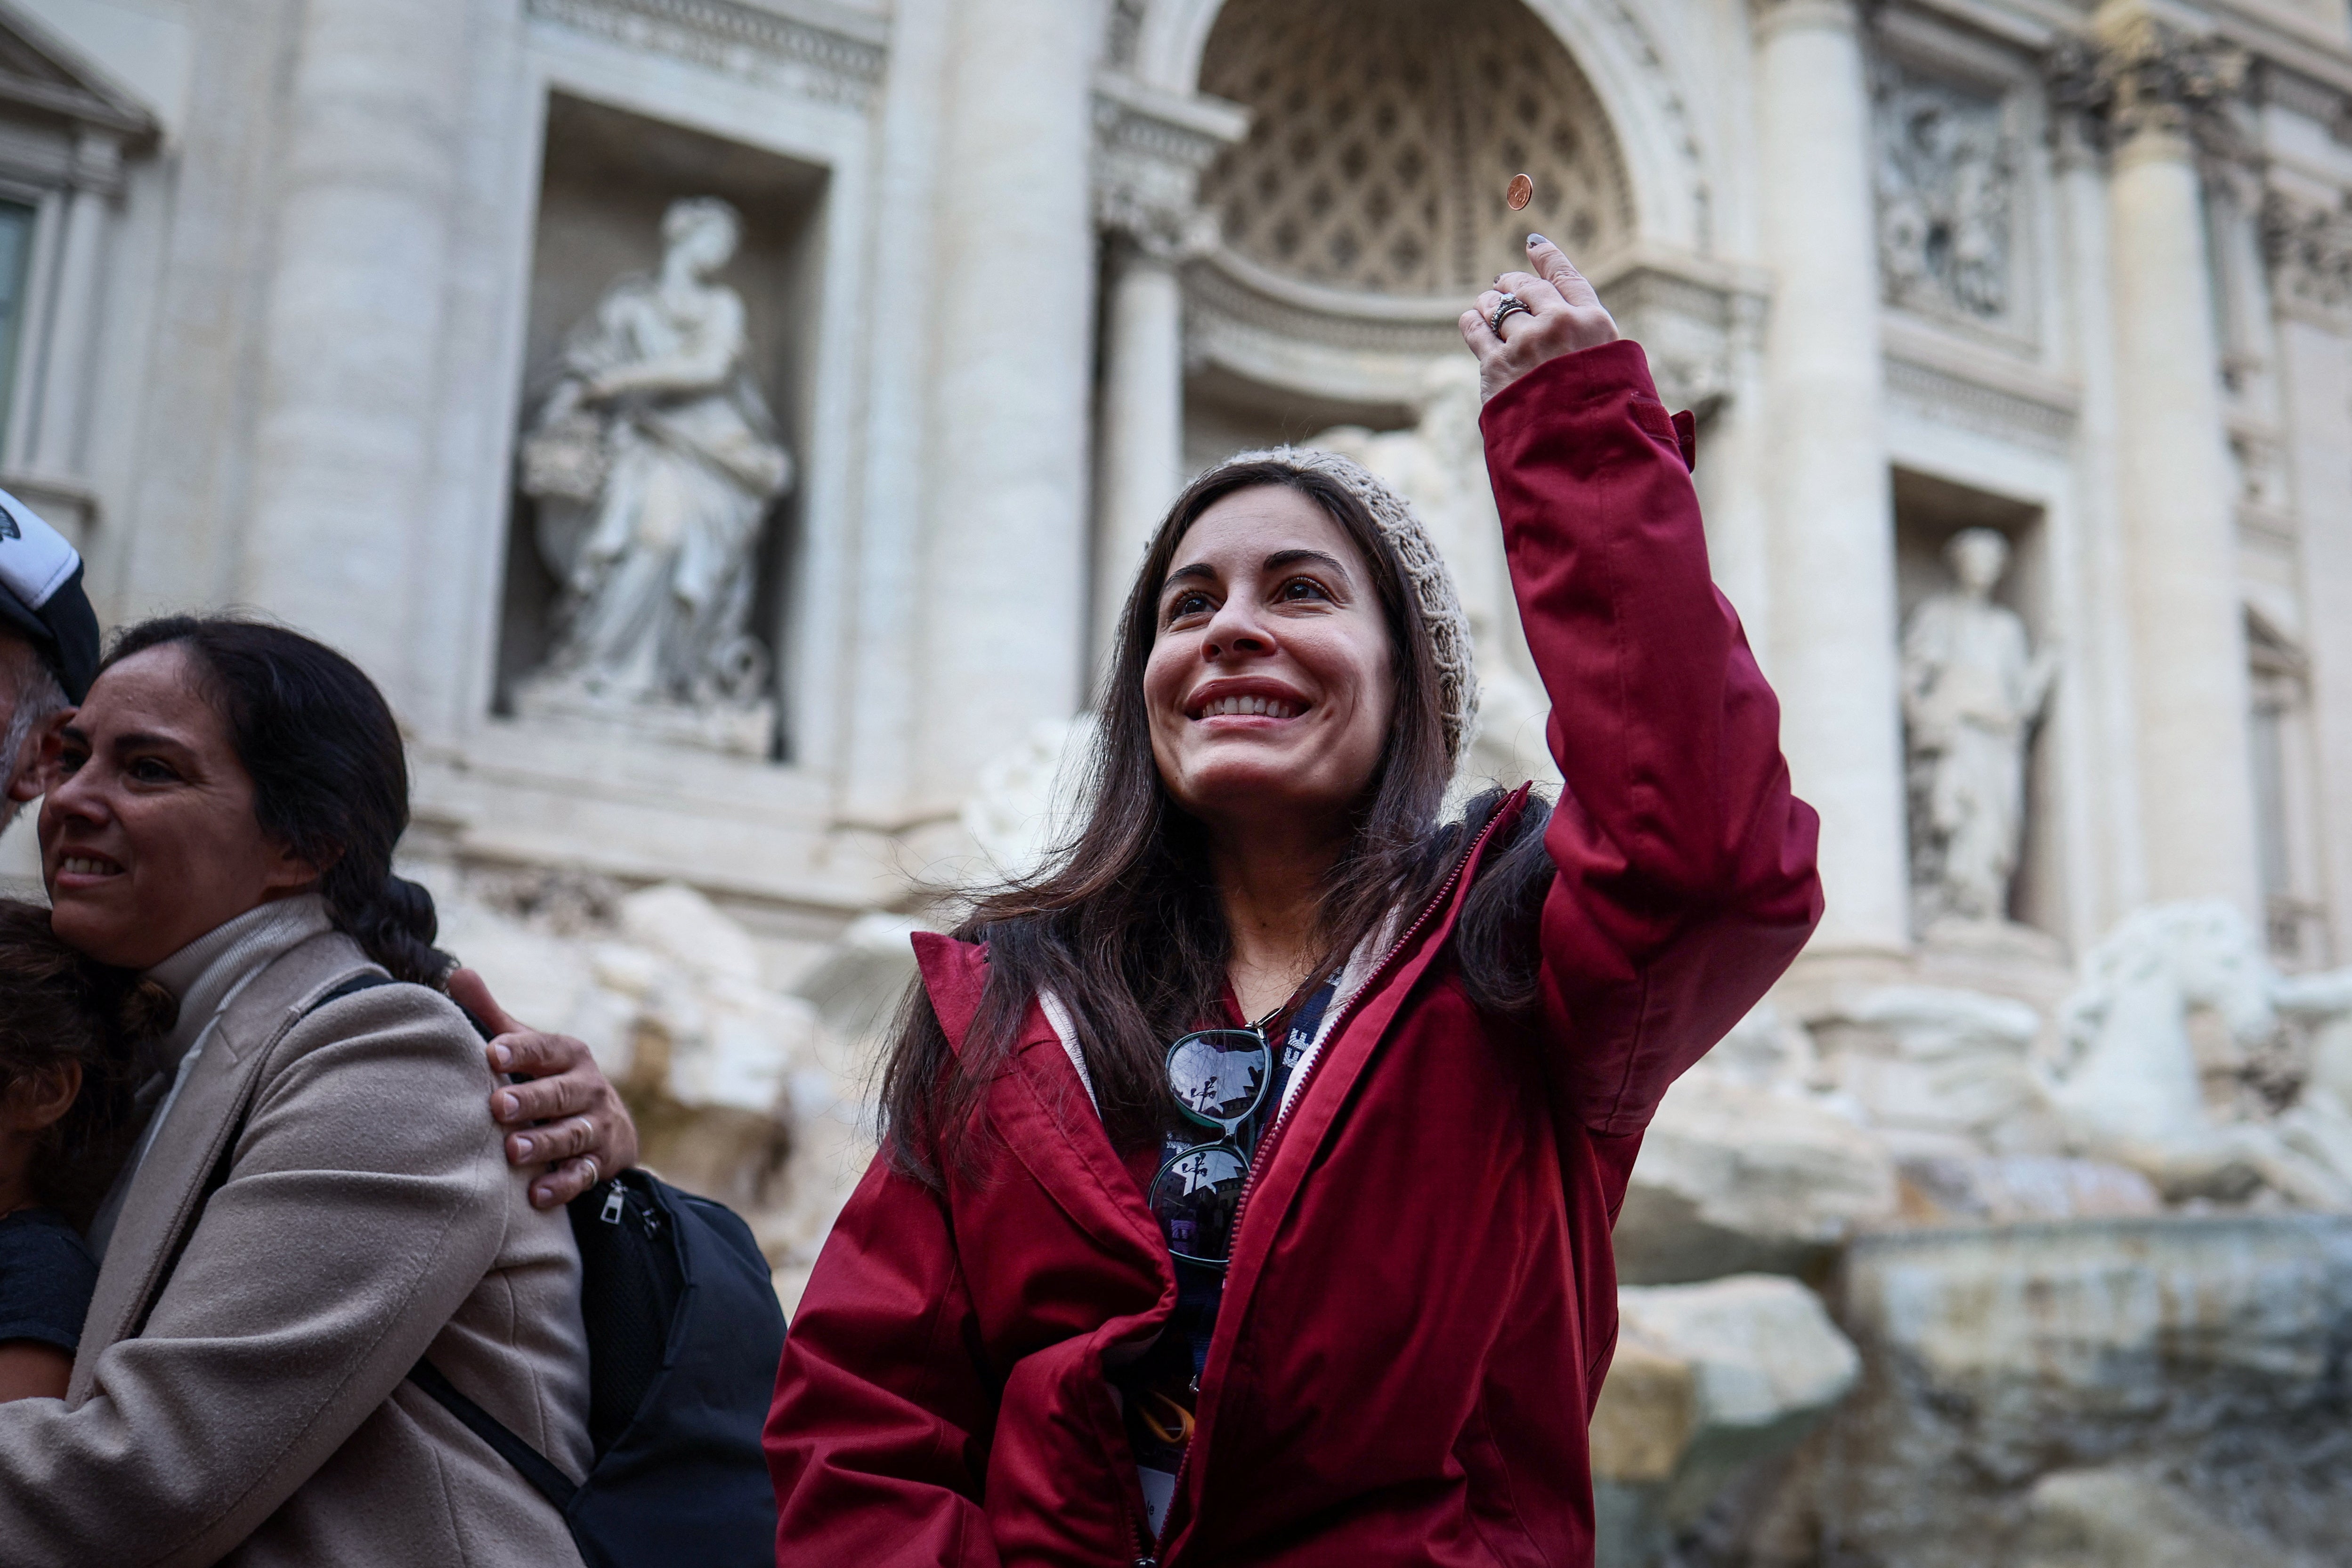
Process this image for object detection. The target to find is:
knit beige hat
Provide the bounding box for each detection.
[1208,446,1478,760]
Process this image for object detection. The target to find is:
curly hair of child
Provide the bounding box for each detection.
[0,901,172,1226]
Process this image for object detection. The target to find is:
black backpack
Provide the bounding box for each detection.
[309,975,787,1567]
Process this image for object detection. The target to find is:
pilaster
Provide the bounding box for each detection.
[1749,0,1913,954]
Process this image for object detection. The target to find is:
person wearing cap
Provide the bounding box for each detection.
[765,237,1824,1566]
[0,489,638,1215]
[0,491,98,834]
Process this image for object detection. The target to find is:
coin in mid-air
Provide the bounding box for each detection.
[1505,173,1534,211]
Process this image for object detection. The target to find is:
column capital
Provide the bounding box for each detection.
[1091,72,1246,262]
[2044,14,2247,162]
[2262,187,2352,330]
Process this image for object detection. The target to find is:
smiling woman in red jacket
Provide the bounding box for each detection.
[765,237,1824,1568]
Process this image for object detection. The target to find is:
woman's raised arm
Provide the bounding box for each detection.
[1465,238,1824,1139]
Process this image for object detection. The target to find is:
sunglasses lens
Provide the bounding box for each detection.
[1149,1144,1249,1267]
[1167,1031,1270,1127]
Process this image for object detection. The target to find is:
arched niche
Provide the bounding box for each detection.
[1128,0,1710,253]
[1196,0,1631,296]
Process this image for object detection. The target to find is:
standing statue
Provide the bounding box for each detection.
[1901,528,2057,925]
[516,196,792,753]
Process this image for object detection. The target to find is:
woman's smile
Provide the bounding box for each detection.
[1186,679,1312,725]
[49,852,123,885]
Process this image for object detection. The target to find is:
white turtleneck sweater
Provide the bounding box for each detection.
[85,894,336,1258]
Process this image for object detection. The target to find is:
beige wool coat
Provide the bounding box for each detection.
[0,920,592,1567]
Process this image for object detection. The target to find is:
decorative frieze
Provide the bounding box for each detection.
[2262,188,2352,328]
[526,0,888,111]
[1884,355,2075,453]
[1873,64,2015,324]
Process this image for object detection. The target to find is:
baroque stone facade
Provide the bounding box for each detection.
[2,0,2351,1560]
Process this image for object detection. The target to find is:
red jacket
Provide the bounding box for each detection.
[766,341,1823,1567]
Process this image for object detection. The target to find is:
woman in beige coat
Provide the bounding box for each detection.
[0,616,591,1567]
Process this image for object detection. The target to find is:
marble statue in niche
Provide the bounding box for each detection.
[1874,68,2013,322]
[516,196,793,756]
[1902,528,2056,928]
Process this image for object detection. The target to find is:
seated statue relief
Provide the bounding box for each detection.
[517,196,793,754]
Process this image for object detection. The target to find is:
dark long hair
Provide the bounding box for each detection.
[103,617,453,986]
[0,900,169,1225]
[879,463,1553,1186]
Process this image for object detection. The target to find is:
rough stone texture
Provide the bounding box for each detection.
[1792,1215,2352,1566]
[2018,1464,2329,1568]
[1594,1275,1860,1567]
[427,872,870,1311]
[1811,985,2057,1155]
[1616,1069,1898,1285]
[1894,1154,2161,1225]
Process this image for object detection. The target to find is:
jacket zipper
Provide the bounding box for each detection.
[1145,805,1509,1562]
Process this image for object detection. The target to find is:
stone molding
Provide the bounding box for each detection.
[1182,247,1465,362]
[526,0,888,110]
[0,5,157,143]
[2262,187,2352,329]
[1182,239,1761,414]
[1884,351,2076,453]
[1746,0,1861,39]
[1090,71,1245,260]
[2044,16,2247,160]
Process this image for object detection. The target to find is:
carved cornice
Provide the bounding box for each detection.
[1746,0,1863,39]
[526,0,887,110]
[2044,15,2247,160]
[2262,188,2352,328]
[1091,72,1247,259]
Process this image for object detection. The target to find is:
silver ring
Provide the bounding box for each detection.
[1488,293,1532,334]
[579,1154,600,1183]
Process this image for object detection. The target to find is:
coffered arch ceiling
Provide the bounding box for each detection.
[1127,0,1713,257]
[1194,0,1631,299]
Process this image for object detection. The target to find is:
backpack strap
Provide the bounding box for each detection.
[406,1357,578,1511]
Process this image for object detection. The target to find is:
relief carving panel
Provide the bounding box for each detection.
[1874,63,2017,325]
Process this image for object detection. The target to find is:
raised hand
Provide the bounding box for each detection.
[1459,234,1621,403]
[451,966,642,1209]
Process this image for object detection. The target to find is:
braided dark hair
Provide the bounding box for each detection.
[102,617,453,986]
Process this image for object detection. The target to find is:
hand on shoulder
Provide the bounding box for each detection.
[449,968,641,1210]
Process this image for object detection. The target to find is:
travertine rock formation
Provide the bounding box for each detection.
[1592,1275,1859,1566]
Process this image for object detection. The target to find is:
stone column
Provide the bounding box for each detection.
[2264,190,2352,957]
[917,0,1100,803]
[2048,109,2148,942]
[25,131,119,484]
[1750,0,1912,953]
[239,0,472,697]
[1087,76,1244,682]
[2091,12,2261,914]
[1094,236,1185,671]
